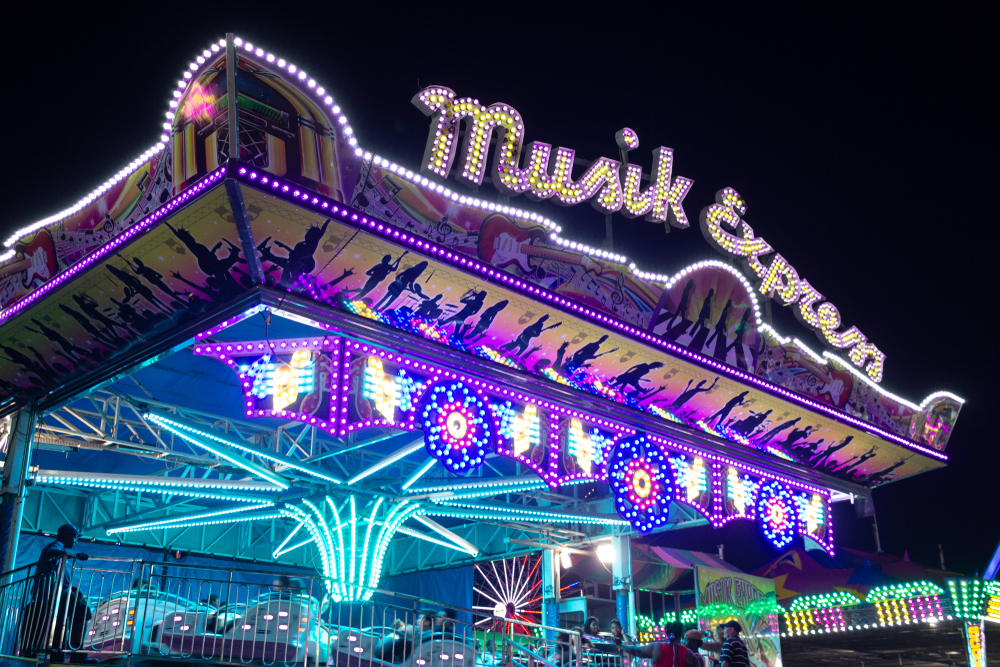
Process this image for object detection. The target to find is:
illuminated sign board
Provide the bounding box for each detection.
[700,188,885,381]
[413,86,693,227]
[415,87,885,383]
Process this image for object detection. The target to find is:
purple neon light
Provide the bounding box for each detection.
[196,327,836,548]
[0,167,226,325]
[337,336,833,533]
[230,164,945,462]
[339,345,420,436]
[194,305,268,340]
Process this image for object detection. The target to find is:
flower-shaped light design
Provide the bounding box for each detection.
[608,435,672,533]
[422,381,494,473]
[758,480,798,549]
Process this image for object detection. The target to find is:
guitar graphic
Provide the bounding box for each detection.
[477,214,584,276]
[0,230,58,285]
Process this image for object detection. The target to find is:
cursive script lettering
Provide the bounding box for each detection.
[700,187,885,382]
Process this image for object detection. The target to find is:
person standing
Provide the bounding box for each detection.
[24,524,92,663]
[719,621,749,667]
[615,622,701,667]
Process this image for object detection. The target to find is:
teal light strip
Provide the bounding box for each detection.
[146,412,343,485]
[106,504,276,534]
[36,475,278,504]
[347,440,424,485]
[400,458,438,490]
[145,412,290,489]
[427,500,628,525]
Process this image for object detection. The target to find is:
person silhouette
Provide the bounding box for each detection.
[779,425,816,449]
[0,345,46,384]
[609,361,665,393]
[416,294,445,320]
[656,279,695,332]
[730,409,773,437]
[499,314,561,357]
[439,289,487,328]
[258,220,330,288]
[670,377,719,410]
[462,299,508,342]
[810,436,855,467]
[756,417,801,445]
[373,261,429,310]
[24,319,92,363]
[58,304,118,348]
[107,265,171,313]
[348,253,404,302]
[704,299,733,360]
[706,391,749,427]
[856,458,909,486]
[165,223,242,299]
[832,447,876,475]
[686,289,716,351]
[563,335,619,374]
[727,309,753,370]
[124,257,182,304]
[551,342,570,372]
[313,268,354,299]
[72,293,135,337]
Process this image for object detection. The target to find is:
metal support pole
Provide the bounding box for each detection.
[0,406,37,574]
[222,33,265,287]
[226,33,240,162]
[542,548,561,639]
[611,534,634,636]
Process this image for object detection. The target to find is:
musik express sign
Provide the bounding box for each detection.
[414,86,886,382]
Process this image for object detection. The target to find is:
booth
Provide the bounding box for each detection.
[0,34,966,667]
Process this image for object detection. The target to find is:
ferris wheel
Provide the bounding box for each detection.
[473,555,543,635]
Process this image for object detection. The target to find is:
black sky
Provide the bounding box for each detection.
[1,5,995,574]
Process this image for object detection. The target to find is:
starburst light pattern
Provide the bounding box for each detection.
[473,555,542,635]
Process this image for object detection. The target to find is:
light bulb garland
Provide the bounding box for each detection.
[421,381,494,473]
[758,480,798,549]
[607,435,672,533]
[0,31,966,433]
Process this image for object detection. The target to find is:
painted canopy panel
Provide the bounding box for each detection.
[0,45,361,314]
[240,187,943,487]
[0,36,960,453]
[0,186,249,401]
[350,162,960,451]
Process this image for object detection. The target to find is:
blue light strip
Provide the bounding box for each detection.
[145,412,290,489]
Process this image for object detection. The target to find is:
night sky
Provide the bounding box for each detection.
[1,7,994,574]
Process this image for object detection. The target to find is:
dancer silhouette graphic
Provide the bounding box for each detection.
[687,288,716,351]
[463,300,509,342]
[563,335,619,374]
[706,391,750,427]
[373,261,429,310]
[440,289,487,328]
[609,361,665,393]
[669,377,719,410]
[346,253,404,302]
[258,220,330,288]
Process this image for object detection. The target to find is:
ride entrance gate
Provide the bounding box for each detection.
[0,34,964,667]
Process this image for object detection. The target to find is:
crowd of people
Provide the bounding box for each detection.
[546,615,749,667]
[610,619,749,667]
[21,525,751,667]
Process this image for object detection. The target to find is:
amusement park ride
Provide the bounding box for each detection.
[0,34,984,667]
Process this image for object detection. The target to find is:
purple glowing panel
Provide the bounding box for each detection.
[492,398,554,484]
[0,168,227,326]
[231,166,949,472]
[340,345,426,436]
[192,335,338,429]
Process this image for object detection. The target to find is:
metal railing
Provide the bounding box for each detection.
[0,557,632,667]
